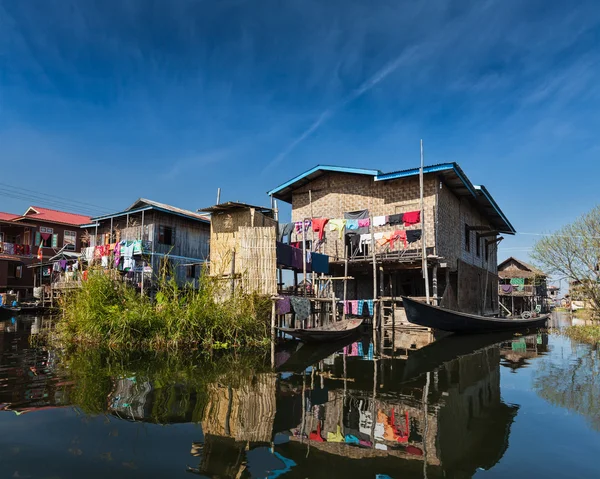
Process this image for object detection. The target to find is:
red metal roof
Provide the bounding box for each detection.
[0,212,18,221]
[16,206,92,226]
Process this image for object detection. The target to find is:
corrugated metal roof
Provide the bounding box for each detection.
[90,198,210,223]
[267,165,382,202]
[15,206,92,226]
[267,162,515,235]
[198,201,274,215]
[0,212,18,221]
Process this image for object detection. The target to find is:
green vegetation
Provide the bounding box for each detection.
[564,324,600,345]
[54,268,271,350]
[58,347,269,422]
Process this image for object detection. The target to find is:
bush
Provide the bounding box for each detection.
[54,267,271,350]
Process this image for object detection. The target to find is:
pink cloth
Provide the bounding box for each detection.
[350,300,359,315]
[358,218,370,228]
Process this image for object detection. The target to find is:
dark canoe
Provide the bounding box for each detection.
[275,334,362,372]
[402,296,548,333]
[0,306,21,318]
[277,318,364,343]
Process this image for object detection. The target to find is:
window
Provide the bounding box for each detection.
[36,227,57,248]
[186,264,197,278]
[158,226,175,245]
[8,264,22,278]
[16,265,22,279]
[64,231,77,249]
[464,224,470,252]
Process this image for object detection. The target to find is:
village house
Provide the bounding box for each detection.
[497,257,549,316]
[267,163,515,317]
[0,207,91,299]
[81,198,210,290]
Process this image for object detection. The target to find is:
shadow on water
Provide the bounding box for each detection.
[0,313,596,478]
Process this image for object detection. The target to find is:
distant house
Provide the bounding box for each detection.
[1,207,91,298]
[81,198,210,289]
[498,257,548,314]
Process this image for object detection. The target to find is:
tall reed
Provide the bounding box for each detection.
[55,266,271,350]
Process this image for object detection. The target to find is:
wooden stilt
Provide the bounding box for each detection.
[370,216,377,333]
[270,299,276,368]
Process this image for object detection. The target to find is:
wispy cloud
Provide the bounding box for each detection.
[264,47,420,172]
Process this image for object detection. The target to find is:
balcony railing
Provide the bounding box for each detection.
[0,243,32,256]
[499,284,536,295]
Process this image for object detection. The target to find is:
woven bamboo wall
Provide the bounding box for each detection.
[201,373,277,443]
[238,226,277,296]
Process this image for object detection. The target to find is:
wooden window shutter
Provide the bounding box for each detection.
[35,232,41,246]
[52,234,58,248]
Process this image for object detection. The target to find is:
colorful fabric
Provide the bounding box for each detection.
[403,210,421,225]
[510,277,525,285]
[406,229,422,243]
[290,297,311,321]
[329,219,347,239]
[358,218,370,228]
[114,241,122,267]
[132,240,143,255]
[501,284,513,293]
[345,435,360,445]
[309,422,325,442]
[311,252,329,274]
[359,233,372,252]
[276,242,293,267]
[290,247,304,270]
[376,232,391,247]
[311,218,329,241]
[276,296,291,315]
[350,300,359,315]
[365,300,374,316]
[346,219,359,230]
[373,216,388,227]
[294,220,311,235]
[327,426,345,443]
[390,230,407,249]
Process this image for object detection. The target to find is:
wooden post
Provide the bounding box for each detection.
[420,139,431,304]
[230,250,236,298]
[432,263,438,305]
[309,190,314,285]
[370,216,377,333]
[343,255,348,321]
[331,285,337,324]
[141,210,145,296]
[302,219,307,297]
[270,299,276,368]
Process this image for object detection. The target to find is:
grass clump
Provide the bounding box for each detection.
[564,324,600,345]
[54,267,271,350]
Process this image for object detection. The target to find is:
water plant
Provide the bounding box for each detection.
[54,266,271,350]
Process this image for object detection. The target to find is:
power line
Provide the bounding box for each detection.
[0,189,107,216]
[518,232,600,239]
[0,182,109,213]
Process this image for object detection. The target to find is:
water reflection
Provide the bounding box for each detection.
[0,315,597,478]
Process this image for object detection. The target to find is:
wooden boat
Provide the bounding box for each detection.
[275,334,362,372]
[402,296,548,333]
[277,318,364,343]
[0,306,21,318]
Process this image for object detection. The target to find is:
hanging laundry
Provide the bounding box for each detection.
[346,219,359,230]
[510,277,525,286]
[390,230,408,249]
[373,216,388,227]
[290,297,311,321]
[349,300,358,315]
[132,240,143,255]
[359,234,372,252]
[364,300,374,316]
[309,422,325,442]
[278,223,294,244]
[501,284,513,293]
[329,219,347,239]
[276,296,291,315]
[375,232,391,247]
[59,260,67,271]
[357,300,364,316]
[101,256,109,268]
[345,435,360,445]
[114,242,122,267]
[327,425,345,443]
[311,218,329,241]
[389,213,404,225]
[358,218,370,229]
[52,262,61,272]
[346,233,360,254]
[345,209,369,234]
[311,253,329,274]
[290,247,304,270]
[406,229,422,243]
[294,220,311,235]
[403,210,421,225]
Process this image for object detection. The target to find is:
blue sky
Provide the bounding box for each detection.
[1,0,599,265]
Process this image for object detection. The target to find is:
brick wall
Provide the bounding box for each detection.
[290,172,437,259]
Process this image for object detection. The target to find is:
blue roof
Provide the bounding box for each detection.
[268,162,515,235]
[267,165,381,200]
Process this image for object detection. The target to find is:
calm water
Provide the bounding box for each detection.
[0,313,599,478]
